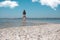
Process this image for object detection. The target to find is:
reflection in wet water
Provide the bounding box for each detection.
[22,19,26,26]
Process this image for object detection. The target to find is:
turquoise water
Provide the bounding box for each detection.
[0,18,60,28]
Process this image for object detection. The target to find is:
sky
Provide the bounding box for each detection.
[0,0,60,18]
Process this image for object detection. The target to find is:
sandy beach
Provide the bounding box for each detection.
[0,23,60,40]
[0,0,60,40]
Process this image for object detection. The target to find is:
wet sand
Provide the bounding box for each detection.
[0,23,60,40]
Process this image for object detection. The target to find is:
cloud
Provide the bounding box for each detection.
[0,0,19,8]
[32,0,60,10]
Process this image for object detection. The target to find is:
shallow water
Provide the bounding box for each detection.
[0,18,60,28]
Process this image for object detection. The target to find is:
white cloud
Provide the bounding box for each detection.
[32,0,60,10]
[0,0,19,8]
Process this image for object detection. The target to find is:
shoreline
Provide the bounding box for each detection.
[0,23,60,29]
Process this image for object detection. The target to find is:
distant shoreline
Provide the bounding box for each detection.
[0,18,60,19]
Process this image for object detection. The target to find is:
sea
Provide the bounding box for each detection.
[0,18,60,28]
